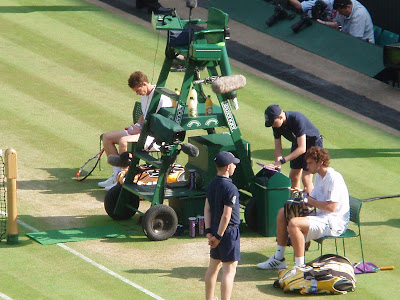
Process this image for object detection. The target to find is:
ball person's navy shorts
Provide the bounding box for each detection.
[210,225,240,262]
[291,136,323,170]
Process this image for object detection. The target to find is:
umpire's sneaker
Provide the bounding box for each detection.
[104,181,118,192]
[257,255,287,269]
[98,174,116,188]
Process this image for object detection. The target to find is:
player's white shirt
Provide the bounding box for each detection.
[310,167,350,235]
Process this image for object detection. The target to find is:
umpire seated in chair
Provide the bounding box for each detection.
[257,147,350,270]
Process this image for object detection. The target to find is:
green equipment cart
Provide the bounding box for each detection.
[104,7,290,240]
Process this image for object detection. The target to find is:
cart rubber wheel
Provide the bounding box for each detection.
[244,197,258,231]
[104,184,139,220]
[142,205,178,241]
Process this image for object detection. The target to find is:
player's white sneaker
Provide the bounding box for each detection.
[257,255,287,270]
[98,174,116,188]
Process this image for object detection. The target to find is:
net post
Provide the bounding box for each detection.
[5,148,18,245]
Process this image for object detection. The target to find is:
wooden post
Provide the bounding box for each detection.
[5,148,18,244]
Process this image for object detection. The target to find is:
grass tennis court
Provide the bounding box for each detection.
[1,0,399,299]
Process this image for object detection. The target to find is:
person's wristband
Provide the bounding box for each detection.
[304,197,308,204]
[134,122,142,129]
[280,157,286,164]
[214,233,222,240]
[205,228,212,235]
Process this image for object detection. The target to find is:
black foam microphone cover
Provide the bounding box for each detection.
[181,142,200,157]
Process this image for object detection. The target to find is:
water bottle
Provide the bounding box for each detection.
[310,279,318,294]
[173,88,180,108]
[188,87,198,106]
[229,97,239,110]
[188,97,197,117]
[205,95,213,115]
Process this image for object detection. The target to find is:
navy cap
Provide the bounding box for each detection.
[214,151,240,167]
[264,104,282,127]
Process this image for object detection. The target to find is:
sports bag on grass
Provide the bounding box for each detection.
[275,254,356,295]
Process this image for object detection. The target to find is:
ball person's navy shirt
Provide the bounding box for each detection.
[206,176,240,227]
[272,111,320,144]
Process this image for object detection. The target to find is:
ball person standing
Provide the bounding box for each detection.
[204,151,241,300]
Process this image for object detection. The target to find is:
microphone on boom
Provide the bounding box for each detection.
[211,75,246,95]
[181,143,200,157]
[186,0,197,9]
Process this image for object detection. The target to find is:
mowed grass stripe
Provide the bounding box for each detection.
[30,0,166,59]
[0,235,156,299]
[1,0,159,55]
[0,1,165,74]
[0,54,128,132]
[0,35,133,113]
[0,84,103,166]
[0,37,137,139]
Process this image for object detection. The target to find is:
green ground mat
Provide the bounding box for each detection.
[208,0,384,77]
[26,226,127,245]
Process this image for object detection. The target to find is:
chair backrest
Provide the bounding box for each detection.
[133,101,142,124]
[379,30,400,46]
[205,7,229,44]
[373,25,383,45]
[349,196,362,225]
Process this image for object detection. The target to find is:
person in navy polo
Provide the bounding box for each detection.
[264,104,323,194]
[204,151,241,300]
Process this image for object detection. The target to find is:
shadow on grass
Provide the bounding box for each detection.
[18,214,150,242]
[0,236,35,247]
[252,148,400,160]
[126,256,279,282]
[0,6,102,13]
[361,219,400,229]
[15,167,107,201]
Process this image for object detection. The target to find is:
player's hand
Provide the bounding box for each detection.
[127,125,141,135]
[208,236,220,248]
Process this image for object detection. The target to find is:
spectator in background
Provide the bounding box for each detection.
[136,0,172,14]
[289,0,335,20]
[317,0,374,43]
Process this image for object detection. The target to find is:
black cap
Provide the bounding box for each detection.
[264,104,282,127]
[214,151,240,167]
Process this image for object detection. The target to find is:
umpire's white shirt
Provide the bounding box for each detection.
[140,86,172,151]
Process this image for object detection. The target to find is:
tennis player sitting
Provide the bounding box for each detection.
[98,71,171,191]
[257,147,350,270]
